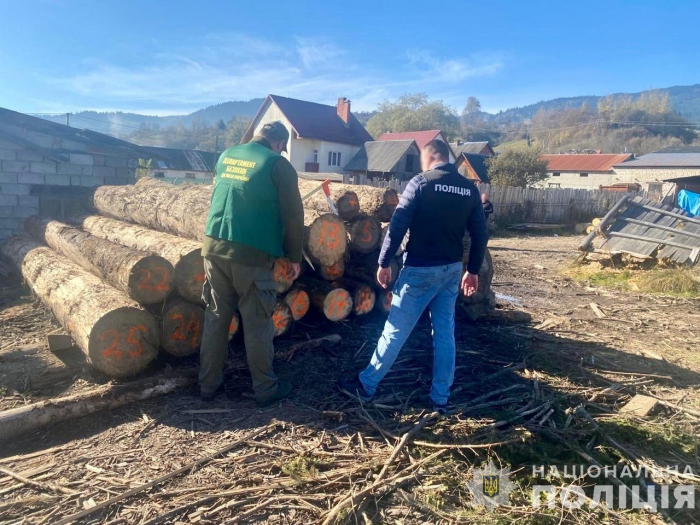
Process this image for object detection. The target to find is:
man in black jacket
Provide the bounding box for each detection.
[339,140,489,412]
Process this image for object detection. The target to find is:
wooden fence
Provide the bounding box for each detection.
[343,177,654,225]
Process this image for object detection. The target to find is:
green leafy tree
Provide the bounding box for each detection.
[365,93,459,139]
[486,149,549,187]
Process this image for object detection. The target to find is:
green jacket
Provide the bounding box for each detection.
[202,138,304,266]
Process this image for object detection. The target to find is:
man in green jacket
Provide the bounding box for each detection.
[199,121,304,406]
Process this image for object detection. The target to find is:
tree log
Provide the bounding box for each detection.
[91,179,212,241]
[157,299,204,357]
[333,278,376,316]
[283,287,310,321]
[348,215,381,254]
[300,181,399,222]
[302,278,353,322]
[0,375,194,441]
[74,215,205,304]
[3,236,159,378]
[375,290,393,314]
[25,216,174,305]
[460,240,495,320]
[272,300,294,337]
[304,211,347,267]
[380,225,407,257]
[272,257,296,293]
[298,180,361,221]
[345,251,399,290]
[316,257,345,281]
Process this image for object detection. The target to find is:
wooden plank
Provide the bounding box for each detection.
[619,395,658,417]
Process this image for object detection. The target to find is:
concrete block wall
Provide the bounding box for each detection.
[0,134,137,240]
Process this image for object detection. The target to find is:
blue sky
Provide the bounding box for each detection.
[1,0,699,116]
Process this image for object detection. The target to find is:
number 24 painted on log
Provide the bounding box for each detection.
[102,325,147,359]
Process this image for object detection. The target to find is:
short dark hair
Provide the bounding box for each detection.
[423,139,449,160]
[259,121,290,143]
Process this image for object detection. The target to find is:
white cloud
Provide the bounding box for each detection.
[46,34,505,113]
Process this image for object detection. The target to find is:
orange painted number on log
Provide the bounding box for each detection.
[329,295,348,319]
[292,293,308,318]
[171,313,201,348]
[193,272,206,283]
[101,329,122,359]
[127,325,147,357]
[359,220,373,244]
[153,267,170,291]
[137,268,153,290]
[318,222,340,250]
[137,267,169,291]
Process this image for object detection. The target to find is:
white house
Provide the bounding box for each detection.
[539,153,633,189]
[241,95,373,175]
[145,146,218,182]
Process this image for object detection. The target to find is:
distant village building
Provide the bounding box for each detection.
[377,130,456,163]
[539,154,633,189]
[454,153,490,183]
[612,147,700,196]
[241,95,372,175]
[144,146,218,182]
[0,107,157,240]
[344,140,421,182]
[452,140,495,157]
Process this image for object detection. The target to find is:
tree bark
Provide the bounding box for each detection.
[2,236,160,378]
[304,211,347,267]
[0,375,194,441]
[25,216,174,305]
[272,300,294,337]
[74,215,205,305]
[156,299,204,357]
[348,215,382,254]
[283,287,310,321]
[302,278,353,322]
[298,180,361,221]
[333,278,376,316]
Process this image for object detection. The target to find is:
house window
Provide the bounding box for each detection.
[328,151,342,167]
[405,154,416,172]
[548,183,561,188]
[154,172,165,178]
[185,173,195,179]
[580,173,589,177]
[313,150,318,163]
[552,172,560,177]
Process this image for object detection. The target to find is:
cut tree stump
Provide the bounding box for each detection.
[272,300,294,337]
[348,215,381,254]
[303,278,353,322]
[298,180,361,221]
[283,287,310,321]
[0,375,195,440]
[157,299,204,357]
[304,211,347,267]
[2,236,160,378]
[25,216,174,305]
[75,215,205,304]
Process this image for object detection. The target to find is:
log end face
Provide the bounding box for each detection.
[375,290,392,314]
[273,258,295,294]
[128,256,175,304]
[353,285,376,316]
[318,258,345,281]
[89,308,160,377]
[175,250,205,304]
[337,192,361,221]
[307,214,347,267]
[284,288,310,321]
[272,301,293,337]
[323,288,353,322]
[161,300,204,357]
[350,217,381,254]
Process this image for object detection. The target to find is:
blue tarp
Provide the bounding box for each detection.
[678,189,700,217]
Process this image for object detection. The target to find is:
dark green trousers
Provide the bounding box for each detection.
[198,255,278,401]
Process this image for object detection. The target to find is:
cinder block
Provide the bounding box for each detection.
[0,218,22,230]
[0,148,16,160]
[1,160,29,172]
[69,153,94,165]
[45,174,71,186]
[80,176,104,187]
[0,194,18,206]
[93,166,116,177]
[29,161,56,174]
[70,175,82,186]
[105,156,128,168]
[93,155,105,166]
[0,173,18,183]
[81,166,93,176]
[0,207,11,217]
[0,229,13,240]
[16,150,43,162]
[1,183,30,195]
[18,195,39,207]
[127,158,138,168]
[26,131,60,149]
[0,138,19,149]
[57,163,83,175]
[116,167,134,178]
[18,173,45,185]
[12,206,39,218]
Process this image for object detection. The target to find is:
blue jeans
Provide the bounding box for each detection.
[359,262,462,405]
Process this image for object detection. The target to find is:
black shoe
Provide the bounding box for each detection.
[418,394,449,415]
[433,402,448,415]
[337,375,373,402]
[200,384,225,402]
[256,380,293,408]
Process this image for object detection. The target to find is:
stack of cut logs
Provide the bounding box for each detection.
[1,177,493,379]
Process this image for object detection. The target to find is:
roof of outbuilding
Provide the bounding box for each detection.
[142,146,218,172]
[344,140,418,172]
[242,95,373,146]
[613,152,700,168]
[543,154,633,172]
[458,153,490,183]
[453,141,493,156]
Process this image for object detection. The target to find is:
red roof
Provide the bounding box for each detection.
[542,154,633,173]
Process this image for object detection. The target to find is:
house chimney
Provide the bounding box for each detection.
[337,97,350,125]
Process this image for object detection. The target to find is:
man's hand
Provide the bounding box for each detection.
[461,272,478,297]
[377,267,392,289]
[288,262,301,281]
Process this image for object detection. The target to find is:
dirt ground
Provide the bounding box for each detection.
[1,234,699,524]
